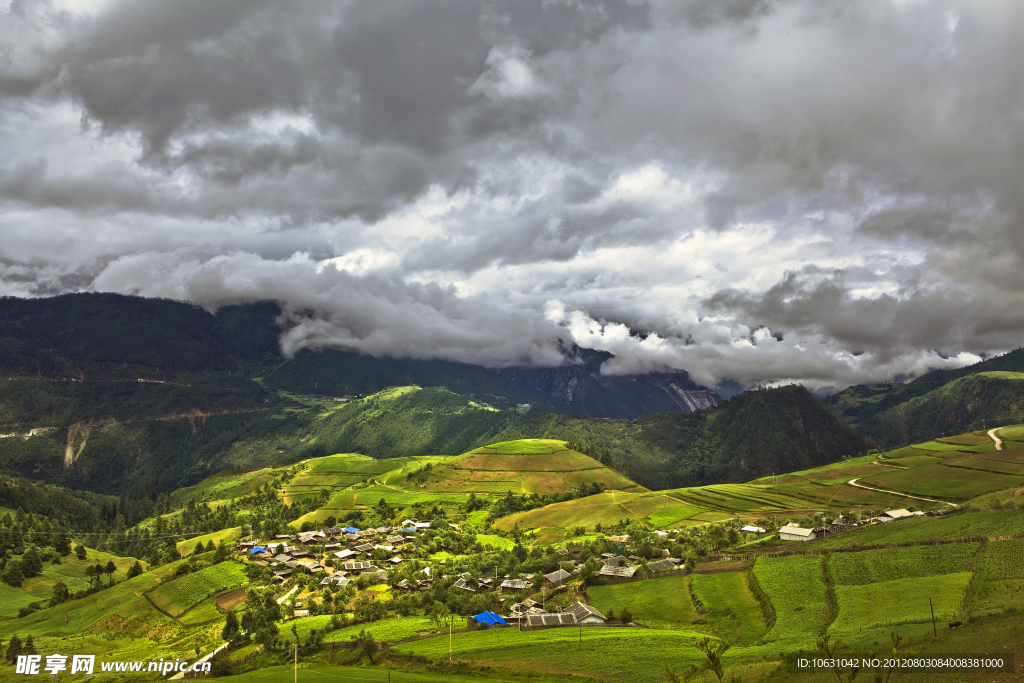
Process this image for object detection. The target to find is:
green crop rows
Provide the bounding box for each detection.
[967,539,1024,615]
[829,544,978,585]
[752,556,828,646]
[149,561,247,617]
[831,573,973,635]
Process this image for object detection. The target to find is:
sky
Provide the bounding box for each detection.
[0,0,1020,393]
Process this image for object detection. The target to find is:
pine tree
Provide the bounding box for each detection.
[22,635,36,656]
[6,635,22,663]
[2,560,24,587]
[49,581,70,607]
[20,546,42,578]
[222,611,240,641]
[126,561,143,579]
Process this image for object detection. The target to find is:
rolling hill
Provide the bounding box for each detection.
[418,439,641,495]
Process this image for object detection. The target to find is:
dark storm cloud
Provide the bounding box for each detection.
[0,0,1019,391]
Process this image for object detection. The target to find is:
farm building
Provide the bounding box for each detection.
[334,549,357,560]
[564,601,607,624]
[882,509,916,520]
[472,611,508,627]
[544,568,573,586]
[601,555,628,566]
[598,565,637,578]
[741,525,765,534]
[320,575,348,587]
[501,578,532,591]
[342,561,379,574]
[453,577,477,592]
[646,558,679,572]
[527,613,576,627]
[779,525,816,541]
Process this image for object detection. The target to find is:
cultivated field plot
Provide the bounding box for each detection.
[967,539,1024,616]
[750,456,880,485]
[494,491,649,531]
[148,562,247,618]
[830,573,972,635]
[999,425,1024,440]
[974,449,1024,464]
[469,439,568,455]
[753,555,828,646]
[176,526,242,555]
[858,463,1022,500]
[829,544,978,585]
[690,571,768,645]
[0,571,167,639]
[389,626,726,683]
[216,587,247,610]
[320,615,436,644]
[808,510,1024,549]
[452,450,600,472]
[587,574,697,629]
[170,468,279,504]
[424,442,637,495]
[943,453,1024,475]
[0,583,43,618]
[669,484,812,512]
[912,441,969,453]
[938,434,993,446]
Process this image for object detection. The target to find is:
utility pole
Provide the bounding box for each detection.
[929,598,937,637]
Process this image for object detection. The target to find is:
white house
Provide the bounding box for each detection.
[564,601,607,624]
[778,525,816,541]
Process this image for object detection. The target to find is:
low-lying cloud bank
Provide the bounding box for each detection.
[0,0,1020,393]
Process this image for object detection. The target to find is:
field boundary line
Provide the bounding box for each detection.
[711,532,1024,561]
[820,555,838,636]
[142,592,183,625]
[847,478,949,503]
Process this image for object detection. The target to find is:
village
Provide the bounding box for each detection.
[228,506,949,633]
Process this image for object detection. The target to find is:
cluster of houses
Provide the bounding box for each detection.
[778,508,933,542]
[237,519,441,585]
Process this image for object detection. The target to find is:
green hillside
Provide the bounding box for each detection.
[825,348,1024,445]
[856,372,1024,448]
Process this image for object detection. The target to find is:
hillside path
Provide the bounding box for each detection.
[277,584,299,605]
[988,428,1005,451]
[168,642,229,679]
[847,478,948,504]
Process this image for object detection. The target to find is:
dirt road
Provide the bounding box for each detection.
[988,428,1005,451]
[847,478,949,504]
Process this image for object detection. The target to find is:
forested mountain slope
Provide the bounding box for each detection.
[823,350,1024,440]
[855,372,1024,447]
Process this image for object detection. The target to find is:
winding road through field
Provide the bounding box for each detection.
[988,428,1005,450]
[846,478,949,504]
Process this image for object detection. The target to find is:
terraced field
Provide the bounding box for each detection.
[148,562,248,618]
[423,440,638,495]
[858,463,1021,500]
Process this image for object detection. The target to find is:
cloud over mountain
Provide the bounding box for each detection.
[0,0,1020,392]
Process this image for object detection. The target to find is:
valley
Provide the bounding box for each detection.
[1,423,1024,682]
[0,297,1022,682]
